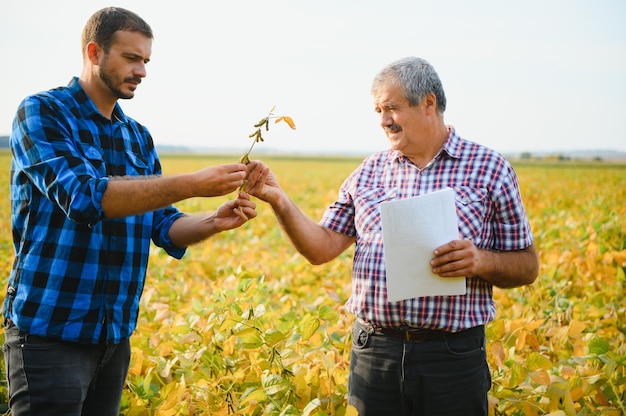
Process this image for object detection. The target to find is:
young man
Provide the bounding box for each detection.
[245,57,539,415]
[3,7,257,415]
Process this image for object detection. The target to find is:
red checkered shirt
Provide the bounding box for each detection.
[320,127,533,331]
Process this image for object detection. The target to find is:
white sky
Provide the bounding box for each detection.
[1,0,625,155]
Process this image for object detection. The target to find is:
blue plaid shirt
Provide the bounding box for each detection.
[320,128,534,331]
[4,77,186,344]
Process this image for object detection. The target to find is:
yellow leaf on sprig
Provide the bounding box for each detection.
[275,116,296,130]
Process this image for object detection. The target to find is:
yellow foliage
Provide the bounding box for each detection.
[0,152,625,414]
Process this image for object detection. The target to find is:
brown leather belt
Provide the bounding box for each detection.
[374,324,484,343]
[376,327,445,342]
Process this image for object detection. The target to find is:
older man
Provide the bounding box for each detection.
[245,56,538,415]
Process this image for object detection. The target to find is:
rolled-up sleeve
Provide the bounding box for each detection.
[491,163,534,251]
[11,95,108,226]
[151,208,186,259]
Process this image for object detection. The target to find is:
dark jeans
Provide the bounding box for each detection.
[3,323,130,416]
[348,319,491,416]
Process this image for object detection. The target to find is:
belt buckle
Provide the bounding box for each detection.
[404,329,411,342]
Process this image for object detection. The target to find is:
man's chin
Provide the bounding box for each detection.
[119,84,139,99]
[387,134,402,146]
[118,91,135,100]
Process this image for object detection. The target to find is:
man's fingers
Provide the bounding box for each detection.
[235,206,248,221]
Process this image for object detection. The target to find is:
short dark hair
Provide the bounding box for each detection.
[81,7,153,57]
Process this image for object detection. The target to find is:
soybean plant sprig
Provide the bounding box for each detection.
[239,106,296,192]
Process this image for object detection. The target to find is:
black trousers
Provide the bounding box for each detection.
[348,319,491,416]
[3,323,130,416]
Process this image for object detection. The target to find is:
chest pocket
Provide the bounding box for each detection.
[354,188,396,235]
[79,144,106,175]
[454,187,489,241]
[124,150,149,176]
[118,124,150,176]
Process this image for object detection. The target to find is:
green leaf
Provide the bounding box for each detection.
[240,387,267,406]
[318,305,338,321]
[299,314,320,341]
[588,336,610,355]
[264,328,286,346]
[262,373,289,395]
[508,363,528,387]
[527,352,553,371]
[237,327,263,348]
[278,404,299,416]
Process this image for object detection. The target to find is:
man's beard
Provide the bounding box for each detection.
[99,56,137,100]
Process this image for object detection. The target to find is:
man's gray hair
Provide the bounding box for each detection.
[371,57,447,113]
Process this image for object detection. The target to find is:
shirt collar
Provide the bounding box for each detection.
[387,125,462,164]
[442,126,462,159]
[67,76,129,123]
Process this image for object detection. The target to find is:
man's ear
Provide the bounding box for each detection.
[86,42,102,65]
[424,92,438,114]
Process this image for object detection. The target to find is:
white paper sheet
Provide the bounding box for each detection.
[380,187,466,302]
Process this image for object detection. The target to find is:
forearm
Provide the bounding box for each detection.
[244,160,354,263]
[271,193,353,265]
[477,245,539,288]
[101,174,193,218]
[168,213,220,247]
[167,193,256,248]
[432,241,539,288]
[101,163,247,219]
